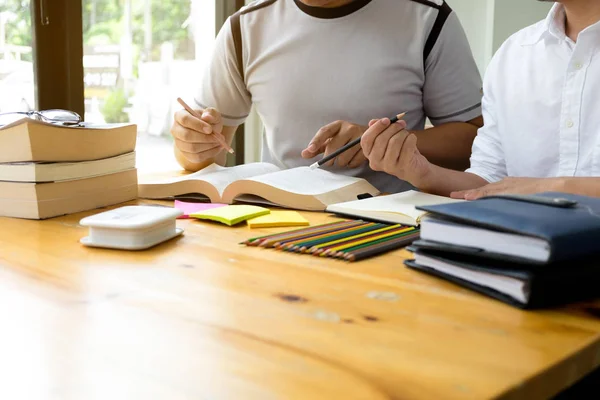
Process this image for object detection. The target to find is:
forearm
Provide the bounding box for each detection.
[560,178,600,197]
[413,118,482,171]
[415,164,488,196]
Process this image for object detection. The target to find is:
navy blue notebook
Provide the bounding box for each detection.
[416,192,600,264]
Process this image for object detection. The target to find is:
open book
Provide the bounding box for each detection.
[326,190,464,226]
[138,162,380,211]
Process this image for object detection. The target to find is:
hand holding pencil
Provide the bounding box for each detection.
[361,115,432,186]
[171,98,234,166]
[306,113,406,170]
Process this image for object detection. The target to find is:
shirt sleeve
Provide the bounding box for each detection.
[465,53,507,183]
[195,16,252,127]
[423,11,483,125]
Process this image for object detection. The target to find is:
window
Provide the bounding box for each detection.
[0,1,242,170]
[0,0,35,113]
[81,0,218,172]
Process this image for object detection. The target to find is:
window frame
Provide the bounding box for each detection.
[31,0,245,164]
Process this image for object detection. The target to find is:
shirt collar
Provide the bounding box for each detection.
[520,3,600,46]
[520,3,566,46]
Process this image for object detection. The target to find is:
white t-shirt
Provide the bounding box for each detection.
[197,0,482,192]
[466,3,600,182]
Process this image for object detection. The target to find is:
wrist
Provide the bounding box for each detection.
[408,160,436,190]
[553,177,569,193]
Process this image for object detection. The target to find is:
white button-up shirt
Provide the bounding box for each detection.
[467,4,600,182]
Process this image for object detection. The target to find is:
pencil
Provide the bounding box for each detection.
[176,97,234,154]
[271,221,364,248]
[330,228,417,257]
[241,220,355,246]
[289,223,386,252]
[343,231,420,261]
[309,224,405,255]
[309,112,406,170]
[299,223,396,253]
[319,226,415,256]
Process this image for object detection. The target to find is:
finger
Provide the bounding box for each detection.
[395,120,407,129]
[347,150,367,169]
[383,132,405,168]
[175,109,213,134]
[304,120,343,155]
[450,191,468,199]
[175,138,221,154]
[368,124,406,164]
[334,144,362,168]
[368,119,379,127]
[171,124,219,144]
[201,107,222,125]
[464,190,486,201]
[361,118,392,157]
[321,131,359,167]
[178,146,224,164]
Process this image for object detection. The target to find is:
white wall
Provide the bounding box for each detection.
[491,0,552,52]
[449,0,552,75]
[446,0,494,75]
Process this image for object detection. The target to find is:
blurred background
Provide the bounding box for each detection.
[0,0,552,171]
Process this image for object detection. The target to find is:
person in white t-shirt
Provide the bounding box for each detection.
[170,0,483,193]
[361,0,600,198]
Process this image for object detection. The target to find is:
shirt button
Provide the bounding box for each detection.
[574,62,583,69]
[567,120,574,128]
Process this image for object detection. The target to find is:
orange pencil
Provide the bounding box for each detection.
[176,97,234,154]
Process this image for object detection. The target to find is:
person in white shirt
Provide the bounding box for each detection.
[361,0,600,199]
[171,0,483,193]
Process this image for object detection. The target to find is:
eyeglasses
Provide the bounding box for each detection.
[0,109,82,127]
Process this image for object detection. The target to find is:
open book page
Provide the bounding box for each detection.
[329,190,463,221]
[163,162,281,197]
[245,167,367,195]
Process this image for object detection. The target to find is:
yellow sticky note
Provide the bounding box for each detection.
[247,211,310,229]
[190,205,270,226]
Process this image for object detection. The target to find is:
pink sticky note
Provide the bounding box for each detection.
[174,200,227,219]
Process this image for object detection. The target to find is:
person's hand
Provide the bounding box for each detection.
[171,107,226,165]
[450,177,566,200]
[361,118,430,185]
[301,120,368,168]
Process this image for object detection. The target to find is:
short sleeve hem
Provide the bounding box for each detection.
[428,102,482,125]
[464,167,499,184]
[195,98,249,127]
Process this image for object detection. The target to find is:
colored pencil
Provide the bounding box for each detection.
[343,231,420,261]
[289,223,387,252]
[330,229,418,258]
[309,225,406,255]
[272,220,365,248]
[240,219,419,262]
[309,112,406,170]
[176,97,234,154]
[320,227,415,256]
[278,221,376,250]
[241,220,357,246]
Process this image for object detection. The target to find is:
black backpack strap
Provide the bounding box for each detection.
[423,1,452,64]
[229,0,278,82]
[230,12,244,81]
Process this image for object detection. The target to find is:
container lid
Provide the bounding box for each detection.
[79,205,183,230]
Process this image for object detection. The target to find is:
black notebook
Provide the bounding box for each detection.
[405,240,600,309]
[416,192,600,264]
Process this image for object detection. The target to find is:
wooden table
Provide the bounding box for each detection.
[2,200,600,399]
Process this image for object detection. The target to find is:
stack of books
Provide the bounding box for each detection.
[404,192,600,309]
[0,118,138,219]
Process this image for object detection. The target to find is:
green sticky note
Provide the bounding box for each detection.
[190,205,270,226]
